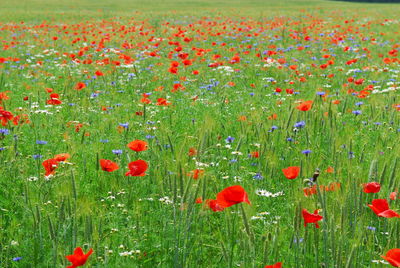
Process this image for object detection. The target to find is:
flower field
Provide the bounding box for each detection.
[0,0,399,267]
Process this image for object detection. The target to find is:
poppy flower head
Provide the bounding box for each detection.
[205,199,224,212]
[42,158,59,176]
[296,100,313,111]
[127,140,148,152]
[100,159,119,172]
[302,209,323,228]
[216,185,250,209]
[54,153,70,162]
[188,147,197,156]
[125,160,148,176]
[282,166,300,179]
[368,199,400,218]
[381,248,400,267]
[66,247,93,268]
[363,182,381,193]
[74,82,86,90]
[265,262,282,268]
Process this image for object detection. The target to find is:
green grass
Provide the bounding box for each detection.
[0,0,400,267]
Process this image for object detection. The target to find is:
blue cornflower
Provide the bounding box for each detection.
[355,102,364,106]
[352,110,362,115]
[32,154,42,159]
[253,173,264,180]
[225,136,235,143]
[118,123,129,128]
[302,149,312,155]
[112,149,123,155]
[12,257,22,261]
[0,128,10,135]
[36,140,47,145]
[294,121,306,128]
[316,91,325,96]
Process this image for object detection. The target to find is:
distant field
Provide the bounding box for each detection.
[0,0,399,267]
[0,0,399,21]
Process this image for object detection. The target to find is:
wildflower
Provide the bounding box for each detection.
[216,185,250,209]
[265,262,282,268]
[127,140,148,152]
[302,149,312,155]
[302,209,323,228]
[282,166,300,179]
[225,136,235,143]
[65,247,93,268]
[0,128,10,135]
[363,182,381,193]
[42,158,59,176]
[112,150,123,155]
[296,100,313,111]
[294,121,306,128]
[125,160,148,176]
[100,159,119,172]
[381,248,400,267]
[368,199,400,218]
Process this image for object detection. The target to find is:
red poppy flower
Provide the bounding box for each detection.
[325,166,334,173]
[75,82,86,90]
[156,98,171,106]
[296,100,313,111]
[265,262,282,268]
[216,185,250,209]
[42,158,59,176]
[368,199,400,218]
[95,70,104,76]
[381,248,400,267]
[205,199,224,212]
[0,107,14,126]
[190,169,204,180]
[188,147,197,156]
[363,182,381,193]
[127,140,148,152]
[54,153,70,162]
[100,159,119,172]
[66,247,93,268]
[282,166,300,180]
[125,160,148,176]
[302,209,323,228]
[250,151,259,158]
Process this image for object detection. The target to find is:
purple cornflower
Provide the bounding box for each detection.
[253,173,264,180]
[112,149,123,155]
[0,128,10,135]
[119,123,129,128]
[294,121,306,128]
[225,136,235,143]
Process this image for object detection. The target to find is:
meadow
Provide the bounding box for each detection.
[0,0,399,267]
